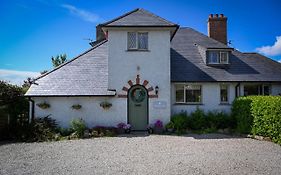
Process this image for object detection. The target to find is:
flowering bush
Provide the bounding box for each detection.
[117,122,127,129]
[124,124,131,130]
[154,120,163,128]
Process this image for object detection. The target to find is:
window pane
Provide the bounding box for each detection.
[220,52,228,63]
[128,32,137,49]
[138,32,148,50]
[208,51,219,63]
[176,85,184,102]
[185,85,201,102]
[244,85,260,96]
[220,85,228,102]
[263,85,271,95]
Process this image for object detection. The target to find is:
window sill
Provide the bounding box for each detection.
[174,103,203,105]
[126,49,150,52]
[219,102,231,106]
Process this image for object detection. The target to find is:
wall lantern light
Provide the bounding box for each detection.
[155,86,159,95]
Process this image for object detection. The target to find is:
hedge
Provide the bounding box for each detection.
[232,96,281,145]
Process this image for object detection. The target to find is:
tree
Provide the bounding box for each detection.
[51,54,67,68]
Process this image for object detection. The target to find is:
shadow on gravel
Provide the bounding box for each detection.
[182,133,245,140]
[117,132,245,140]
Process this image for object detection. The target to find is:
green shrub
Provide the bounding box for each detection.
[58,127,73,137]
[28,116,58,142]
[70,118,86,138]
[165,122,174,129]
[189,108,206,130]
[206,111,231,130]
[232,96,281,145]
[232,97,253,134]
[171,113,188,134]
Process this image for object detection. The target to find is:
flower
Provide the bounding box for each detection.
[154,120,163,128]
[117,122,126,129]
[124,124,131,130]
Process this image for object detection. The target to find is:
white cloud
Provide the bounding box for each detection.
[0,69,40,86]
[61,4,101,23]
[256,36,281,56]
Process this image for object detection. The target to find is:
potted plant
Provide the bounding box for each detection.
[71,104,82,110]
[100,101,112,109]
[124,124,131,134]
[165,121,174,132]
[36,102,50,109]
[154,119,164,134]
[117,122,126,134]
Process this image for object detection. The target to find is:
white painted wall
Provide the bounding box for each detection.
[33,97,127,128]
[172,82,281,115]
[171,82,237,114]
[108,28,171,125]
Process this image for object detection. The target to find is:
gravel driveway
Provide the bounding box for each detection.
[1,134,281,175]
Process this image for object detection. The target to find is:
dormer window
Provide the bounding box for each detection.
[207,51,229,64]
[127,32,148,50]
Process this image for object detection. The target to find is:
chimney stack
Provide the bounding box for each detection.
[96,24,106,41]
[208,14,227,45]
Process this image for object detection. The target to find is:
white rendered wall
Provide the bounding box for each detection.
[171,83,237,114]
[33,97,126,128]
[108,29,171,125]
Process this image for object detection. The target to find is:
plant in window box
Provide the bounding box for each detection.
[154,119,164,134]
[165,122,174,133]
[100,101,112,109]
[71,104,82,110]
[36,102,50,109]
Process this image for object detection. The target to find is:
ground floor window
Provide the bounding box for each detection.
[244,84,271,96]
[220,85,228,103]
[175,84,202,103]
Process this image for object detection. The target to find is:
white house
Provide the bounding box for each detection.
[25,9,281,130]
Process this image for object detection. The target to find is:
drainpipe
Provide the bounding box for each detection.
[235,83,240,97]
[28,97,35,123]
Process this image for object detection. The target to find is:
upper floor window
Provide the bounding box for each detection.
[208,51,229,64]
[127,32,148,50]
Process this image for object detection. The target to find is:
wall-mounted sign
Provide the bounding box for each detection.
[153,101,167,109]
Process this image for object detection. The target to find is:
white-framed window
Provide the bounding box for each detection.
[175,84,202,103]
[208,51,229,64]
[220,52,228,63]
[127,32,148,50]
[220,84,228,103]
[208,51,219,63]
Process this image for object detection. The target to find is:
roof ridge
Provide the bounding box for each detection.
[138,8,176,25]
[34,40,108,81]
[183,27,232,49]
[100,8,139,26]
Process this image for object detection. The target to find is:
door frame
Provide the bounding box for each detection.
[127,84,149,131]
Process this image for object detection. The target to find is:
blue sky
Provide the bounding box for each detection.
[1,0,281,85]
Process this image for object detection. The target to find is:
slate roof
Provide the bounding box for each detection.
[25,40,115,96]
[171,27,281,82]
[100,8,178,27]
[26,20,281,96]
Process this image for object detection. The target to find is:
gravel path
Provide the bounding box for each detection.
[0,134,281,175]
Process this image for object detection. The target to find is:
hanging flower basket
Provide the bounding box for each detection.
[36,102,50,109]
[100,101,112,109]
[71,104,82,110]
